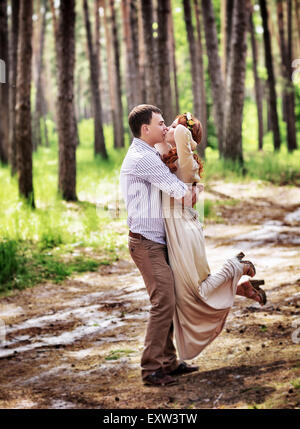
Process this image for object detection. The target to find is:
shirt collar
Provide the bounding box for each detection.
[132,137,161,157]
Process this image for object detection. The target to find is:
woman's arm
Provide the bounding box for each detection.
[174,124,199,182]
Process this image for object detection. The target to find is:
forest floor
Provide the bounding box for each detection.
[0,180,300,409]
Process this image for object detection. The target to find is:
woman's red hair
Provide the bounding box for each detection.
[162,113,204,179]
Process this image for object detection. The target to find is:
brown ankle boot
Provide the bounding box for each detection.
[236,279,266,306]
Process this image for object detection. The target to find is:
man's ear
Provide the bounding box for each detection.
[141,124,149,135]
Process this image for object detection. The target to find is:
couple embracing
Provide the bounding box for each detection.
[120,104,267,387]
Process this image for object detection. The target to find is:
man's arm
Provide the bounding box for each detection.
[134,154,188,200]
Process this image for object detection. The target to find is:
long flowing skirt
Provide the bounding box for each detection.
[163,200,243,360]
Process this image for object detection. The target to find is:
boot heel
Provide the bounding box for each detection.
[236,252,245,261]
[250,279,265,287]
[250,279,267,305]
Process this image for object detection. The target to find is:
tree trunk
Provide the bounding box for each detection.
[266,92,272,132]
[104,1,124,148]
[15,0,35,206]
[122,0,141,112]
[83,0,107,158]
[286,0,297,150]
[130,0,142,105]
[225,0,234,80]
[9,0,20,175]
[33,0,47,151]
[137,0,146,103]
[109,0,124,148]
[201,0,225,156]
[295,0,300,53]
[193,0,207,158]
[57,0,77,201]
[141,0,158,105]
[259,0,281,150]
[168,3,179,116]
[103,2,116,128]
[0,0,9,164]
[183,0,201,120]
[49,0,80,149]
[277,0,297,152]
[110,0,124,148]
[221,0,226,79]
[249,7,264,150]
[157,0,173,125]
[223,0,250,163]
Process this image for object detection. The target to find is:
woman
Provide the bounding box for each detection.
[155,113,266,361]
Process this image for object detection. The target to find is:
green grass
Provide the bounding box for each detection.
[203,145,300,185]
[105,349,135,361]
[0,100,299,296]
[0,239,19,284]
[0,119,129,296]
[291,378,300,390]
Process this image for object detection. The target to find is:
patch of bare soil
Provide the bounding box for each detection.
[0,181,300,409]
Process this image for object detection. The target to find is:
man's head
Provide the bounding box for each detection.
[128,104,167,146]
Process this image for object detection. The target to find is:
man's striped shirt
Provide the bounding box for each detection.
[119,137,188,244]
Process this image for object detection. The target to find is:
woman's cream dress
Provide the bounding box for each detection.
[157,125,244,360]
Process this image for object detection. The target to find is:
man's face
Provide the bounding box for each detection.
[145,113,168,145]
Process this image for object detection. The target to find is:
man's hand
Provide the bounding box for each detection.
[182,183,203,208]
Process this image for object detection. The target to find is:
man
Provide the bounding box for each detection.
[120,104,199,386]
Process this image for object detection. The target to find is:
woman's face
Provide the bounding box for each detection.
[165,119,178,145]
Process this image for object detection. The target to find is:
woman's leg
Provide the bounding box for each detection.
[198,256,244,301]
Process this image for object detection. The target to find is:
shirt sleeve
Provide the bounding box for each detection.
[134,154,188,199]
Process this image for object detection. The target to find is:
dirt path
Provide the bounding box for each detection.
[0,182,300,409]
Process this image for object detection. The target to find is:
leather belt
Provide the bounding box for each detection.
[129,230,147,240]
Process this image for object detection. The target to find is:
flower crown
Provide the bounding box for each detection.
[184,112,195,131]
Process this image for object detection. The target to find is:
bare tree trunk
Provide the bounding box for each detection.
[94,0,100,65]
[137,0,146,103]
[83,0,107,158]
[266,91,272,132]
[201,0,225,156]
[0,0,9,164]
[49,0,79,148]
[277,1,289,125]
[168,4,179,116]
[122,0,141,112]
[122,0,133,112]
[249,7,264,150]
[141,0,159,105]
[295,0,300,53]
[109,0,124,148]
[221,0,226,78]
[157,0,173,124]
[286,0,297,150]
[183,0,201,120]
[225,0,234,79]
[223,0,250,163]
[33,0,47,151]
[103,2,116,128]
[130,0,142,105]
[57,0,77,201]
[193,0,207,157]
[15,0,35,206]
[103,1,124,148]
[259,0,281,150]
[9,0,20,175]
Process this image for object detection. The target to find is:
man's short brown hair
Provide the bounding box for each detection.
[128,104,162,137]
